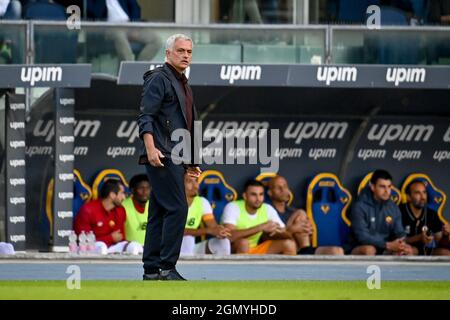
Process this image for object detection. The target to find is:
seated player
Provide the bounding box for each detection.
[123,174,150,247]
[74,179,142,255]
[349,170,415,256]
[222,180,297,255]
[180,174,231,256]
[268,175,344,255]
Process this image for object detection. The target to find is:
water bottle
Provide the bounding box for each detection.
[87,231,96,253]
[78,231,87,254]
[422,226,435,256]
[68,231,78,253]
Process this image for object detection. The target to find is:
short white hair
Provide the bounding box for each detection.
[165,34,193,51]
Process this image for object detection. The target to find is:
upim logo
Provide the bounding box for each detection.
[60,98,75,106]
[368,124,433,146]
[117,121,139,143]
[9,216,25,224]
[59,154,75,163]
[317,66,357,85]
[59,173,74,181]
[58,230,72,238]
[10,197,25,205]
[58,192,74,200]
[220,65,262,84]
[9,140,25,149]
[9,159,25,167]
[21,67,63,86]
[10,103,25,111]
[58,211,73,219]
[204,121,269,141]
[59,136,75,144]
[9,122,25,130]
[10,235,26,243]
[386,68,426,86]
[9,178,26,186]
[59,117,75,125]
[34,120,101,142]
[284,122,348,144]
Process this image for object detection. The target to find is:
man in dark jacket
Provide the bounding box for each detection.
[138,34,201,281]
[349,169,414,255]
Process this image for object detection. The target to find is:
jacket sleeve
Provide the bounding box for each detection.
[392,205,407,239]
[73,204,92,234]
[351,203,387,248]
[137,74,165,139]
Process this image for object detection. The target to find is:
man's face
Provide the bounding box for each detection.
[243,186,265,211]
[268,176,290,203]
[407,182,427,209]
[184,175,199,197]
[132,181,151,204]
[111,184,127,207]
[166,39,192,73]
[370,178,392,202]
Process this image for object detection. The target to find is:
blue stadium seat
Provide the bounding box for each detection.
[91,169,130,200]
[255,172,294,206]
[306,173,352,247]
[358,172,402,205]
[401,173,448,224]
[73,169,92,218]
[198,170,237,223]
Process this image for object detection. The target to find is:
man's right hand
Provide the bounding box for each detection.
[143,133,165,167]
[207,225,232,239]
[386,238,405,252]
[111,230,123,243]
[262,221,283,236]
[147,147,165,167]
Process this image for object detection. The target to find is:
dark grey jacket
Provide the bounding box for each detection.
[137,64,198,165]
[349,189,406,249]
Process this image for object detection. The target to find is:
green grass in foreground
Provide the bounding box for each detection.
[1,281,449,300]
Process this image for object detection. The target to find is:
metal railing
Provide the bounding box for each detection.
[0,21,450,75]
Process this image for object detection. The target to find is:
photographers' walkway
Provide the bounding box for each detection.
[1,254,450,281]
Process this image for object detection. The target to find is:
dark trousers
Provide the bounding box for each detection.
[143,159,188,273]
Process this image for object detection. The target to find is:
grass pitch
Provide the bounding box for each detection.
[0,280,449,300]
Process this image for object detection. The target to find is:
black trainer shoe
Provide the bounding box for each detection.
[143,272,161,281]
[160,269,187,281]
